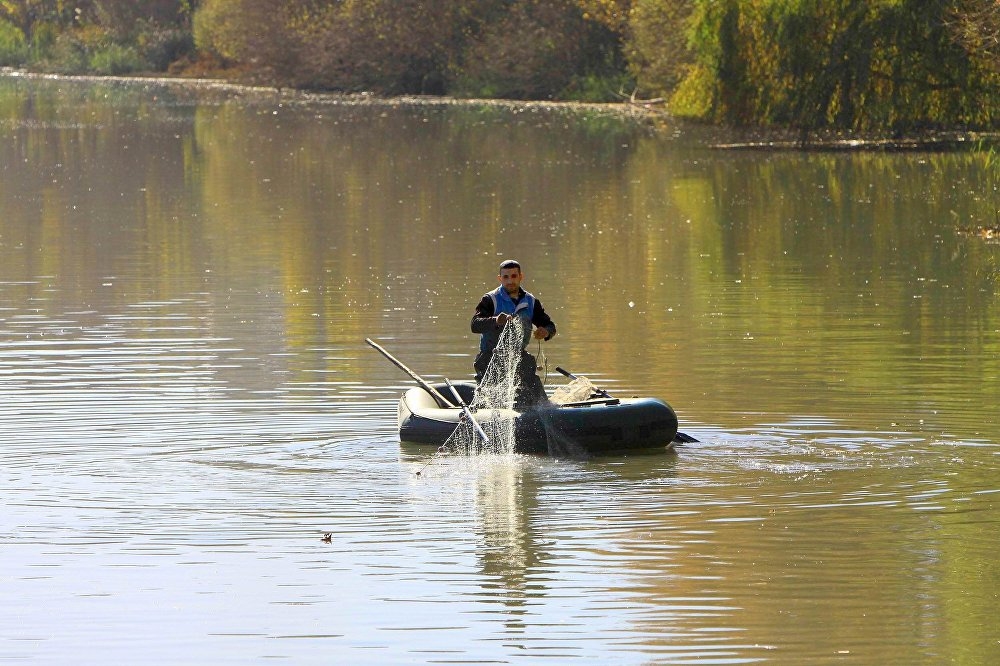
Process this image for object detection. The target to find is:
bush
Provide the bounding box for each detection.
[136,22,194,70]
[561,71,636,103]
[36,26,148,75]
[193,0,247,62]
[43,31,90,73]
[295,0,465,94]
[0,20,27,66]
[458,0,601,99]
[90,43,144,74]
[193,0,298,83]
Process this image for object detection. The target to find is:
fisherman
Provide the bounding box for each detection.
[471,259,556,408]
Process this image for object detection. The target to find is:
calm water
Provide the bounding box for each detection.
[2,73,999,664]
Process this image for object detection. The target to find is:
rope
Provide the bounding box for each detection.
[535,336,547,385]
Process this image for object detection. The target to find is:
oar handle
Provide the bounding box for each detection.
[365,338,457,408]
[445,378,490,444]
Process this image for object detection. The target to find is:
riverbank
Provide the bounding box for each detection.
[1,67,659,120]
[4,68,998,152]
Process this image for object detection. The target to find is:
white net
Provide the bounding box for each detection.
[442,317,529,456]
[549,376,597,405]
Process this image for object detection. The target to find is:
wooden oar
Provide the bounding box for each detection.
[365,338,457,409]
[554,366,698,443]
[445,378,490,445]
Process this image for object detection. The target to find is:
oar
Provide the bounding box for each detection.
[554,366,698,444]
[365,338,457,409]
[445,378,490,445]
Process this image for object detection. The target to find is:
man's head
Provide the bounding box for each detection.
[498,259,523,296]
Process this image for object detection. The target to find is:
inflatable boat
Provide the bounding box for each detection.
[397,381,680,455]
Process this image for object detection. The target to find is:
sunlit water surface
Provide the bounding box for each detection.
[2,73,999,664]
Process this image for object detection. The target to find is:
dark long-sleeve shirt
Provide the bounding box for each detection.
[471,288,556,341]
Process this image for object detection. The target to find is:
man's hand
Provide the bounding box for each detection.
[532,327,549,340]
[496,312,511,327]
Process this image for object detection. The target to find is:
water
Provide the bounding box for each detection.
[1,72,999,664]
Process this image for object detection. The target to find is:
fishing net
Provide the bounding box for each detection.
[437,318,597,459]
[442,317,529,456]
[549,376,597,405]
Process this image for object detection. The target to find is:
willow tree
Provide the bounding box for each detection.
[672,0,1000,132]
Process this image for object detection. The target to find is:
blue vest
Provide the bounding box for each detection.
[479,286,535,353]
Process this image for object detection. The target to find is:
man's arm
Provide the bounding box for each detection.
[532,300,556,340]
[471,295,499,334]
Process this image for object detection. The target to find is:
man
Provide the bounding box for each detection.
[471,259,556,407]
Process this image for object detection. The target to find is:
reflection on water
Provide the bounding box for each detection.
[2,73,1000,664]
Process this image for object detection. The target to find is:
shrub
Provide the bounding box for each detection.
[562,70,636,103]
[193,0,299,83]
[43,30,90,73]
[136,22,194,71]
[90,43,144,74]
[0,20,27,66]
[296,0,467,94]
[458,0,601,99]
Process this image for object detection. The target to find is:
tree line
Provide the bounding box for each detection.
[2,0,1000,133]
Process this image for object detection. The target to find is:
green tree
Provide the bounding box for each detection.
[671,0,1000,132]
[194,0,296,80]
[194,0,627,98]
[0,0,77,41]
[623,0,695,99]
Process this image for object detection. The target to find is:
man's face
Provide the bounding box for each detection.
[499,267,523,295]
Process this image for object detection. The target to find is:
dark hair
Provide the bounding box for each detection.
[498,259,521,271]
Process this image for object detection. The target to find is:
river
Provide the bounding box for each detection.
[2,73,999,664]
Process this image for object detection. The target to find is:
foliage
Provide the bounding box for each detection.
[291,0,472,94]
[457,0,621,100]
[134,21,193,71]
[0,0,75,41]
[193,0,274,65]
[190,0,630,98]
[0,18,26,65]
[672,0,1000,132]
[86,2,194,69]
[88,41,143,75]
[575,0,630,32]
[5,0,1000,132]
[622,0,695,99]
[0,0,193,73]
[86,0,191,37]
[948,0,1000,75]
[192,0,239,62]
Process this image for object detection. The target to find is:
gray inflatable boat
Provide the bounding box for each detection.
[397,381,679,455]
